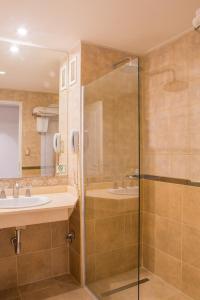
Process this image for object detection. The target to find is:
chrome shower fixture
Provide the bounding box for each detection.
[113,57,136,69]
[192,8,200,30]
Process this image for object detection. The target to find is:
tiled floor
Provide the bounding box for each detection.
[88,268,193,300]
[0,274,94,300]
[0,270,194,300]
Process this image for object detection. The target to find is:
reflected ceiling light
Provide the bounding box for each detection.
[17,26,28,37]
[10,44,19,54]
[0,71,6,75]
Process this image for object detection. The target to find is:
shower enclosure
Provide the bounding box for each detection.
[82,58,140,299]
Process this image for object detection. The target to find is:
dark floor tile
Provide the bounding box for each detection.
[19,274,80,300]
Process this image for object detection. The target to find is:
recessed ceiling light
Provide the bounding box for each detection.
[10,44,19,54]
[0,71,6,75]
[17,26,28,37]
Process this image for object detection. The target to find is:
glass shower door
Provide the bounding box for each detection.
[83,58,140,299]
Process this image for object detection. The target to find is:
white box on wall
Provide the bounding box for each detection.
[69,56,77,86]
[60,62,68,91]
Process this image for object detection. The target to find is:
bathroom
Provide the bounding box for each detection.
[0,1,200,300]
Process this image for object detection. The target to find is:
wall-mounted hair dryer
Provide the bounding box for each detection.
[71,130,79,154]
[53,133,62,154]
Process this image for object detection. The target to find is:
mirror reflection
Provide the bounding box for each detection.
[0,41,66,178]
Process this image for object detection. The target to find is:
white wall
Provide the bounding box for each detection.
[0,104,20,178]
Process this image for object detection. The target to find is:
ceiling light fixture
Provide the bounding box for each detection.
[10,44,19,54]
[17,26,28,37]
[0,71,6,75]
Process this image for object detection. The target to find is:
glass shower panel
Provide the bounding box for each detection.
[83,58,140,299]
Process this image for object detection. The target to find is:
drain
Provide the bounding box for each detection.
[101,278,150,298]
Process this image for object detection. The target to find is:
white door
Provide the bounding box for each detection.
[0,104,21,178]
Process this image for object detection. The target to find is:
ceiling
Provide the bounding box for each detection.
[0,0,199,93]
[0,0,199,54]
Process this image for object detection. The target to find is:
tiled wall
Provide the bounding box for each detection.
[85,195,139,283]
[81,42,135,86]
[141,180,200,300]
[0,221,69,290]
[0,89,58,177]
[141,30,200,180]
[141,30,200,300]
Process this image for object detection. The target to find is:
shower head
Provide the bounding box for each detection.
[192,8,200,30]
[113,57,137,69]
[148,68,188,92]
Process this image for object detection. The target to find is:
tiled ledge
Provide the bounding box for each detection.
[0,175,68,188]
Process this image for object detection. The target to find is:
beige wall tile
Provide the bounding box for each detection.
[182,224,200,269]
[143,244,155,273]
[85,220,95,255]
[86,255,95,284]
[154,249,181,289]
[95,216,124,253]
[17,250,51,285]
[155,216,181,259]
[142,180,156,214]
[124,213,139,245]
[51,221,68,248]
[182,186,200,229]
[0,256,17,290]
[21,223,51,254]
[142,212,155,247]
[69,248,81,283]
[69,221,80,254]
[51,246,69,276]
[182,263,200,300]
[0,228,15,258]
[95,245,138,281]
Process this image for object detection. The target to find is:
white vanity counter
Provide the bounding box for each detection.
[0,192,78,229]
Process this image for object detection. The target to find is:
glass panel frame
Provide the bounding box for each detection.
[82,58,140,300]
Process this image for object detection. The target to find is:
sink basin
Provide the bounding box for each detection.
[0,196,50,209]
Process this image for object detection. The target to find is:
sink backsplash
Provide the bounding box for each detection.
[0,175,68,188]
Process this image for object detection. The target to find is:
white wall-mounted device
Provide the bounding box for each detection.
[53,132,62,153]
[71,130,79,154]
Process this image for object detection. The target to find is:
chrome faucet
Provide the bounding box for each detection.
[25,184,32,197]
[0,187,6,199]
[126,169,140,179]
[13,183,20,198]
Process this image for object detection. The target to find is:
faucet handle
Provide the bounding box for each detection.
[0,186,6,199]
[13,182,20,188]
[25,184,32,197]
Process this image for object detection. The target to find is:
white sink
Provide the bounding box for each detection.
[0,196,50,209]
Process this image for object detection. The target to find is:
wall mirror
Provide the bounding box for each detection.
[0,40,67,179]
